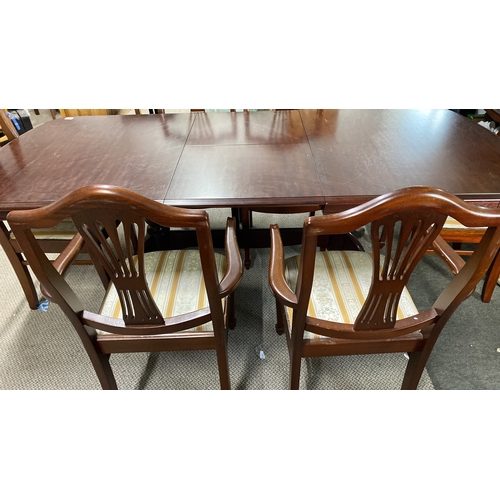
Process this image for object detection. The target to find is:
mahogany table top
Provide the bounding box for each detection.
[1,109,500,217]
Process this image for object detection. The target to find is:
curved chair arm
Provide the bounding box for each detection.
[218,217,243,297]
[269,224,298,308]
[430,234,466,276]
[52,233,86,275]
[40,232,86,300]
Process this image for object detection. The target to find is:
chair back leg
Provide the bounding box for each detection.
[0,221,40,309]
[289,334,303,390]
[481,248,500,303]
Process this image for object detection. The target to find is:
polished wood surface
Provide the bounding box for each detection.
[167,110,323,207]
[0,113,195,215]
[1,110,500,217]
[300,109,500,212]
[167,143,323,207]
[186,109,307,145]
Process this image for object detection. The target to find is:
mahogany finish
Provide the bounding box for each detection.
[1,110,500,274]
[7,185,243,390]
[429,224,500,303]
[300,109,500,212]
[269,187,500,389]
[0,113,195,215]
[1,110,500,215]
[167,143,323,208]
[0,113,196,309]
[186,109,307,146]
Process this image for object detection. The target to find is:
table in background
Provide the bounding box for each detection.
[1,110,500,249]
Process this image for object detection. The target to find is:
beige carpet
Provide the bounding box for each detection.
[0,210,434,390]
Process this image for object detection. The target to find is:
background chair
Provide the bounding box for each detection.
[0,220,88,309]
[58,109,112,117]
[269,186,500,390]
[428,217,500,302]
[8,185,243,390]
[0,109,19,143]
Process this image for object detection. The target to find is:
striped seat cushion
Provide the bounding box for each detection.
[98,250,226,334]
[442,217,486,232]
[284,251,419,340]
[9,218,78,240]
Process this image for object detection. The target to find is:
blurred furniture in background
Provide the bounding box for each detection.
[59,109,112,117]
[430,217,500,303]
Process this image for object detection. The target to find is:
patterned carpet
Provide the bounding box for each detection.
[0,210,434,390]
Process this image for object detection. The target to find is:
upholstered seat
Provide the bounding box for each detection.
[10,219,80,241]
[283,251,419,340]
[442,216,486,234]
[98,250,226,334]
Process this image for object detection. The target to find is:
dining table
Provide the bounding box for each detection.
[1,109,500,251]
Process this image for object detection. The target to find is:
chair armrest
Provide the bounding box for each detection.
[40,233,86,300]
[269,224,297,308]
[430,234,466,275]
[218,217,243,297]
[52,233,86,275]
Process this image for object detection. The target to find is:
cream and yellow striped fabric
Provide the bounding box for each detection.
[443,217,486,231]
[284,251,419,340]
[9,219,78,240]
[98,250,226,334]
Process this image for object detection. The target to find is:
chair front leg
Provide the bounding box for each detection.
[288,325,304,390]
[275,298,285,334]
[227,293,236,329]
[401,350,431,390]
[215,343,231,390]
[93,353,118,390]
[289,347,302,390]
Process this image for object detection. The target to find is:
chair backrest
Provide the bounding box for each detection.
[289,186,500,339]
[7,185,224,333]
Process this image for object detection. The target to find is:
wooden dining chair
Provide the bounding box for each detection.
[8,185,243,390]
[269,186,500,390]
[0,219,88,309]
[428,217,500,303]
[241,206,321,269]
